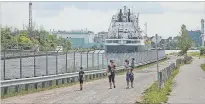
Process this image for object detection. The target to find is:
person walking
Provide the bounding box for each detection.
[125,59,130,89]
[107,60,116,89]
[125,58,135,89]
[79,67,85,90]
[130,68,134,88]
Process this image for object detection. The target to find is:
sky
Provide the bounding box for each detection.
[1,1,205,39]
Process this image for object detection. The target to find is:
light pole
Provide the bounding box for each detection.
[155,34,160,88]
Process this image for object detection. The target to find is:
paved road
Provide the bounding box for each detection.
[1,56,178,104]
[167,57,205,103]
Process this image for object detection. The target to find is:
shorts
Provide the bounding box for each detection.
[126,73,134,82]
[108,74,115,83]
[79,79,83,84]
[130,75,134,82]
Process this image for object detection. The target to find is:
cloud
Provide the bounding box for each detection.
[139,12,203,39]
[159,2,205,14]
[1,2,29,28]
[1,2,204,39]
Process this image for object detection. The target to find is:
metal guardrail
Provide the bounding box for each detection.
[158,56,192,88]
[1,57,165,88]
[1,70,104,88]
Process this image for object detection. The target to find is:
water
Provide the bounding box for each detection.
[165,50,199,54]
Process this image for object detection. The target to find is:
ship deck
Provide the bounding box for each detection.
[105,45,145,53]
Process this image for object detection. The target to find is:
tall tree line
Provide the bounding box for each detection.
[1,26,72,51]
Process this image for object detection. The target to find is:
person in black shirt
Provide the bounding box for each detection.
[107,60,116,89]
[79,67,85,90]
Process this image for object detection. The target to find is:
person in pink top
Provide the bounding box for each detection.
[107,60,116,89]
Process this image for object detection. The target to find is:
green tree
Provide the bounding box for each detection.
[177,24,192,56]
[1,26,72,51]
[19,35,33,49]
[1,27,13,49]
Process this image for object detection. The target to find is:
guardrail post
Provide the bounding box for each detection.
[92,50,95,70]
[46,50,48,75]
[20,47,22,78]
[3,49,6,80]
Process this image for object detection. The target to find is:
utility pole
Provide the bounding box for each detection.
[29,2,33,38]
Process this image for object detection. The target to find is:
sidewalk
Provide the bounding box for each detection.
[167,57,205,103]
[1,56,178,104]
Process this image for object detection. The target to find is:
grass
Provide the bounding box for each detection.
[139,67,179,104]
[188,52,205,58]
[200,64,205,71]
[1,57,168,99]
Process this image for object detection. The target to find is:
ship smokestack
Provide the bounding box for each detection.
[124,6,126,15]
[201,19,204,46]
[128,9,131,22]
[119,9,122,22]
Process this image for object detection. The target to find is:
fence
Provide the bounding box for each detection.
[1,49,165,80]
[158,56,192,88]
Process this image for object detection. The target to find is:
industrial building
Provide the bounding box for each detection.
[94,31,108,43]
[188,19,204,47]
[188,30,202,46]
[52,29,102,49]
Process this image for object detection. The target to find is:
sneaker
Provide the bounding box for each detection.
[126,87,129,89]
[114,86,116,88]
[131,86,134,88]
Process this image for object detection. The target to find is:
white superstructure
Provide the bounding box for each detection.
[105,6,150,53]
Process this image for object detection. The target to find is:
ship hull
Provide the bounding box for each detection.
[105,45,145,53]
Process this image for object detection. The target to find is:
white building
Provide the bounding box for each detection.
[53,29,95,44]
